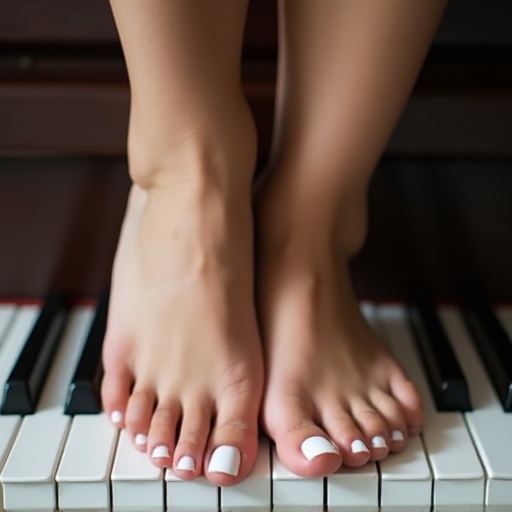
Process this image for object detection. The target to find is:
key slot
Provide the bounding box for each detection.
[65,291,109,415]
[407,291,472,411]
[461,291,512,412]
[1,292,67,415]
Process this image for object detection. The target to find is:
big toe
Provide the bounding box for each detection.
[265,397,342,478]
[205,397,260,487]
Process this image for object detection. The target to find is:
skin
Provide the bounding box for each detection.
[102,0,447,485]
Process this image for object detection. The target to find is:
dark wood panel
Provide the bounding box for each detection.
[0,157,511,300]
[0,0,278,50]
[2,81,510,158]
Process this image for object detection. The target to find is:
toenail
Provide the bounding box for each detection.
[392,430,405,442]
[110,410,123,424]
[135,433,148,446]
[409,426,421,436]
[208,445,241,476]
[300,436,339,461]
[151,445,170,459]
[371,436,388,449]
[176,455,196,472]
[351,439,370,454]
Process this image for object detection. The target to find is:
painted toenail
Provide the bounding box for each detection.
[151,445,170,459]
[300,436,339,461]
[176,455,196,472]
[392,430,405,441]
[110,410,123,424]
[371,436,388,449]
[135,433,148,446]
[208,445,241,476]
[351,439,370,454]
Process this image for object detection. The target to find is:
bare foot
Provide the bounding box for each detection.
[101,153,263,486]
[255,178,424,478]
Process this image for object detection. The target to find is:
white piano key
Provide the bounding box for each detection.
[56,413,118,511]
[166,468,218,511]
[272,447,324,512]
[327,461,378,512]
[221,438,271,511]
[379,435,432,511]
[0,306,42,510]
[111,429,164,512]
[0,306,40,389]
[0,307,94,511]
[377,305,484,512]
[442,307,512,509]
[0,303,16,349]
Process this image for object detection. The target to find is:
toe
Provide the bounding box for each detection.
[205,397,259,486]
[370,388,408,453]
[101,360,132,429]
[266,399,342,478]
[320,403,371,467]
[389,371,424,435]
[147,399,181,469]
[173,398,212,480]
[125,386,156,451]
[350,398,391,461]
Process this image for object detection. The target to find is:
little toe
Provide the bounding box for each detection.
[125,387,156,451]
[350,399,391,461]
[321,406,371,467]
[147,400,181,469]
[205,399,259,486]
[173,400,212,480]
[389,372,424,435]
[101,361,132,429]
[267,401,342,478]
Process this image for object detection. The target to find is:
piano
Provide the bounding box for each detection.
[1,0,512,510]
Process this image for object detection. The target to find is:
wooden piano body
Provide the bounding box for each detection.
[0,1,512,511]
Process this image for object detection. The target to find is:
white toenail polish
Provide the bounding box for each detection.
[152,445,170,459]
[111,410,123,424]
[135,433,148,446]
[371,436,388,449]
[300,436,339,461]
[351,440,370,454]
[392,430,405,442]
[177,455,196,472]
[208,445,241,476]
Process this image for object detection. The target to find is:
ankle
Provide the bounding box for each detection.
[127,98,257,194]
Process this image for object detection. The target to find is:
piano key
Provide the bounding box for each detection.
[65,291,108,415]
[377,305,485,511]
[407,291,472,411]
[461,291,512,411]
[441,307,512,508]
[56,413,118,511]
[220,438,271,511]
[0,303,16,349]
[0,306,40,398]
[326,462,378,512]
[0,306,40,508]
[1,292,67,415]
[0,306,94,511]
[272,447,324,512]
[165,468,219,511]
[111,428,164,512]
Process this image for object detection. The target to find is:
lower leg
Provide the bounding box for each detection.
[257,0,447,476]
[102,0,263,485]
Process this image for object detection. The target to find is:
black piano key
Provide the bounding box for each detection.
[461,291,512,412]
[64,291,109,415]
[407,291,472,411]
[1,292,68,415]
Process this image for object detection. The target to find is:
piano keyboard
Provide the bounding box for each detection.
[0,298,511,511]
